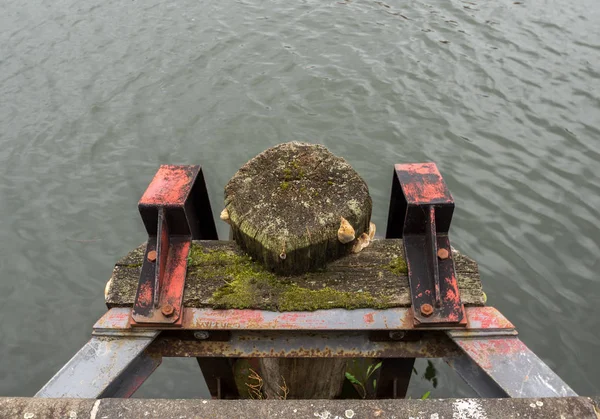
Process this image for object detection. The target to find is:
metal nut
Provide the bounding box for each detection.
[161,304,175,317]
[194,331,210,340]
[147,250,157,262]
[389,331,406,340]
[420,303,434,317]
[437,248,449,260]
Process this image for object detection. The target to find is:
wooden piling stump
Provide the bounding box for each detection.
[223,142,372,275]
[223,142,378,398]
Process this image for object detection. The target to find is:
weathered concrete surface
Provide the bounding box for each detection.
[1,397,598,419]
[0,397,97,418]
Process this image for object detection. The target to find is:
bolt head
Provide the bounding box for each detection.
[147,250,157,262]
[420,303,434,317]
[161,304,175,317]
[389,331,406,340]
[194,331,210,340]
[437,248,449,260]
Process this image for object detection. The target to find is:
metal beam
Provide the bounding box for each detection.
[375,358,416,398]
[155,331,461,358]
[94,306,514,332]
[35,333,160,398]
[196,358,240,399]
[446,331,577,398]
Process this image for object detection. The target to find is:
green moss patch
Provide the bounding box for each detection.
[122,262,142,268]
[387,256,408,275]
[188,243,390,311]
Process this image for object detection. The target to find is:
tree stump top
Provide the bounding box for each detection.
[224,142,372,274]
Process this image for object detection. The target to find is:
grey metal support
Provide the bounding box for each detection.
[375,358,415,399]
[35,307,579,400]
[196,358,240,399]
[446,331,577,398]
[35,332,160,398]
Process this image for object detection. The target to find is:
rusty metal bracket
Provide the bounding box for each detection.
[131,165,217,327]
[386,163,465,327]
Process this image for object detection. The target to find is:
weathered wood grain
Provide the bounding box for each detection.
[224,142,373,275]
[105,239,484,309]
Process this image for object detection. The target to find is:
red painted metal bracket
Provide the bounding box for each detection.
[386,163,465,327]
[131,165,217,327]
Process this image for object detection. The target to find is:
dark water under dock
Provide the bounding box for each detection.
[1,0,599,397]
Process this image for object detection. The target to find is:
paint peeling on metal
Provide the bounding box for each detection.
[394,163,454,204]
[139,165,196,206]
[465,307,514,330]
[95,307,515,332]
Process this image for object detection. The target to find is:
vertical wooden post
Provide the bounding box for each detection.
[223,142,373,399]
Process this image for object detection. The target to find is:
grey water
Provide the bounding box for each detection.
[1,0,599,398]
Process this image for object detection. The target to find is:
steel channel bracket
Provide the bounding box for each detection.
[445,330,578,397]
[386,163,465,326]
[131,165,217,326]
[35,332,161,398]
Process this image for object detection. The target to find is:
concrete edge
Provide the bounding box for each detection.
[0,397,598,419]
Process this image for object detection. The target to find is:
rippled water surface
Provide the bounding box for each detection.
[1,0,599,398]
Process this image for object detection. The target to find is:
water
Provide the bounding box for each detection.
[1,0,599,398]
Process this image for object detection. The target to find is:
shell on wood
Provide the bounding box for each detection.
[220,208,230,224]
[369,222,376,240]
[338,217,356,244]
[352,232,371,253]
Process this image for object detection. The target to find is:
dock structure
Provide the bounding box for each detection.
[29,144,586,414]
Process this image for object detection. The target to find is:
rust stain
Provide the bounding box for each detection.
[157,336,459,358]
[363,313,375,324]
[137,282,153,306]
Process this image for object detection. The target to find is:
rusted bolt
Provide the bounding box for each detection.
[194,331,210,340]
[161,304,175,317]
[147,250,157,262]
[389,331,406,340]
[420,303,434,317]
[437,248,449,260]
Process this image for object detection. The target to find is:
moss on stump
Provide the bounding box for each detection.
[224,142,372,275]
